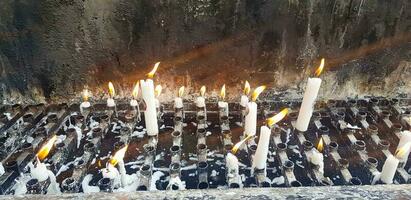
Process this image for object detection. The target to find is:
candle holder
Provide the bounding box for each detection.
[74,114,85,128]
[171,130,182,147]
[167,163,182,190]
[170,145,181,163]
[61,177,79,193]
[197,161,209,189]
[143,144,156,165]
[196,143,208,162]
[98,177,113,193]
[174,116,183,133]
[282,160,301,187]
[221,130,233,153]
[254,168,270,187]
[137,164,152,191]
[226,161,241,188]
[26,177,50,194]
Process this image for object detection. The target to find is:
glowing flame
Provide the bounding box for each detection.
[132,82,140,99]
[147,62,160,78]
[109,145,128,166]
[251,85,266,102]
[220,84,226,100]
[314,58,325,77]
[396,142,411,158]
[97,160,102,168]
[82,89,89,102]
[155,85,162,97]
[37,135,57,161]
[178,86,185,97]
[232,135,254,154]
[244,81,250,96]
[317,138,324,153]
[200,86,206,97]
[266,108,289,127]
[108,82,115,97]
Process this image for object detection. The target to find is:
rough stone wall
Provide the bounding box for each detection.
[0,0,410,103]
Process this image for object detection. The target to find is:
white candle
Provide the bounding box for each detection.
[107,98,116,107]
[107,82,116,107]
[244,102,257,136]
[118,160,127,187]
[396,131,411,163]
[252,126,270,170]
[175,97,183,109]
[30,160,49,182]
[218,101,229,115]
[130,99,138,107]
[380,154,399,184]
[240,95,249,107]
[196,97,205,108]
[140,79,158,136]
[310,149,324,173]
[226,153,239,172]
[295,77,322,132]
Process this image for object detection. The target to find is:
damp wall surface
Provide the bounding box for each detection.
[0,0,410,103]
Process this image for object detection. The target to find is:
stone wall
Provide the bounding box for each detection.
[0,0,410,103]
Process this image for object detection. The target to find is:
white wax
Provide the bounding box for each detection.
[396,131,411,162]
[30,161,49,182]
[107,98,116,107]
[196,97,205,108]
[102,164,121,187]
[130,99,138,107]
[140,79,159,136]
[310,149,324,173]
[252,126,271,170]
[0,163,4,176]
[244,102,257,136]
[380,154,399,184]
[226,153,239,172]
[80,101,91,109]
[174,97,183,109]
[295,77,322,132]
[240,95,249,107]
[82,174,100,193]
[118,160,127,187]
[218,101,229,116]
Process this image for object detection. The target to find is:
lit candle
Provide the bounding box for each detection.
[218,84,229,116]
[196,86,206,108]
[130,82,139,107]
[295,58,325,132]
[80,89,91,113]
[240,81,250,107]
[310,138,324,173]
[244,86,266,136]
[380,154,400,184]
[107,82,116,107]
[226,153,239,173]
[30,135,57,181]
[252,109,288,170]
[174,86,185,109]
[140,62,160,136]
[396,131,411,163]
[109,145,128,187]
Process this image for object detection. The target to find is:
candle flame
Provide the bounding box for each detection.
[147,62,160,78]
[200,86,206,97]
[178,86,185,97]
[232,135,254,154]
[220,84,226,100]
[395,142,411,158]
[314,58,325,77]
[82,89,89,102]
[155,85,162,97]
[251,85,266,102]
[37,135,57,161]
[244,81,250,95]
[109,145,128,166]
[108,82,115,97]
[266,108,289,127]
[317,137,324,153]
[132,82,140,98]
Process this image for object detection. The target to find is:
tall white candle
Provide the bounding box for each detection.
[140,79,158,136]
[244,102,257,136]
[295,59,325,132]
[380,154,399,184]
[252,126,271,170]
[396,131,411,163]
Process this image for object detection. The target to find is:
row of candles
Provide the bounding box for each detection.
[29,58,411,193]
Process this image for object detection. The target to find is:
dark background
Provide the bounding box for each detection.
[0,0,410,103]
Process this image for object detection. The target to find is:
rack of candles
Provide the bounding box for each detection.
[0,61,411,195]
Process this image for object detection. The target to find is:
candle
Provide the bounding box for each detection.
[310,138,324,173]
[253,109,289,170]
[130,82,139,107]
[196,86,206,108]
[218,84,229,115]
[396,131,411,163]
[240,81,250,107]
[107,82,116,107]
[80,89,91,113]
[226,153,239,172]
[174,86,185,109]
[295,58,325,132]
[110,145,128,187]
[244,86,266,136]
[380,154,399,184]
[140,62,160,136]
[30,135,58,182]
